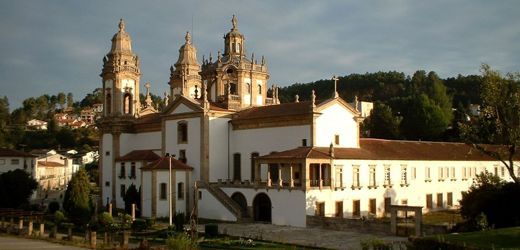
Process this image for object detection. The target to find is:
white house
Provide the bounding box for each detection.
[26,119,48,130]
[0,148,37,176]
[98,17,518,227]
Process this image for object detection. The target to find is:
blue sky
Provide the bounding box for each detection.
[1,0,519,109]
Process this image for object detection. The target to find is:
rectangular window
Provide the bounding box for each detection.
[437,193,443,208]
[120,163,126,179]
[198,190,202,200]
[401,165,408,185]
[130,162,136,178]
[445,167,450,178]
[177,182,184,200]
[426,167,431,180]
[160,183,167,200]
[412,167,416,180]
[233,153,241,181]
[384,165,391,186]
[494,166,498,176]
[439,167,444,180]
[352,165,360,188]
[105,151,110,156]
[335,166,343,188]
[316,202,325,217]
[369,165,376,187]
[369,199,376,215]
[462,167,467,179]
[105,181,110,187]
[179,150,187,163]
[177,122,188,143]
[334,134,340,145]
[426,194,433,209]
[302,139,307,147]
[451,167,456,180]
[120,184,126,198]
[11,159,19,165]
[500,167,505,177]
[352,200,361,218]
[335,201,343,217]
[447,192,453,207]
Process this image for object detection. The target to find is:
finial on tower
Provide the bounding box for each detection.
[185,31,191,44]
[118,18,125,31]
[231,14,238,30]
[144,82,153,107]
[332,75,339,98]
[164,92,169,106]
[217,50,222,62]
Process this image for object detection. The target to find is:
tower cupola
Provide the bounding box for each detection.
[169,31,202,99]
[224,15,245,58]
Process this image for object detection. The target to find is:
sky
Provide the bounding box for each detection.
[1,0,519,110]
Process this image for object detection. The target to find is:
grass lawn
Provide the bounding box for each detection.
[422,210,464,225]
[428,227,520,249]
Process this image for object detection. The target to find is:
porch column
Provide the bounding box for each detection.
[254,161,261,185]
[319,164,323,189]
[267,166,272,187]
[289,164,294,188]
[278,164,283,187]
[304,162,309,190]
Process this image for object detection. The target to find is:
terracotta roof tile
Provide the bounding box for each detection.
[141,156,193,171]
[258,139,513,162]
[116,150,160,161]
[0,148,36,158]
[37,161,64,167]
[134,113,162,124]
[232,101,313,121]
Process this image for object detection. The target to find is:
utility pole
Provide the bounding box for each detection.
[167,153,172,226]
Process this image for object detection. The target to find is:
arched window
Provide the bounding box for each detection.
[123,93,132,114]
[251,152,259,181]
[232,42,236,53]
[177,182,184,199]
[258,84,262,95]
[246,83,251,94]
[159,183,167,200]
[177,121,188,143]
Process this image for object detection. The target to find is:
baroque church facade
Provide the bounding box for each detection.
[99,17,518,227]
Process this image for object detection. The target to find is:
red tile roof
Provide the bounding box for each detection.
[116,150,160,162]
[0,148,36,158]
[259,139,513,161]
[37,161,64,167]
[141,156,193,171]
[232,101,314,122]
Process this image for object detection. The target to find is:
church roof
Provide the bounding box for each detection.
[37,161,64,167]
[0,148,35,158]
[141,156,193,171]
[116,150,160,162]
[232,101,313,121]
[258,138,512,162]
[110,19,133,53]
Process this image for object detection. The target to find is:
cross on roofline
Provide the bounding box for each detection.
[332,75,339,98]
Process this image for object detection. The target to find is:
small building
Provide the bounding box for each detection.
[0,148,37,177]
[26,119,48,130]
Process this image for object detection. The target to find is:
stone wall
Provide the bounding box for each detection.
[306,216,448,236]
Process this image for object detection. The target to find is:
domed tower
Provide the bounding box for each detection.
[168,31,202,99]
[101,19,141,117]
[201,15,270,110]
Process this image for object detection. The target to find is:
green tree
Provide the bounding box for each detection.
[124,184,140,216]
[363,102,402,139]
[0,96,9,129]
[400,94,451,140]
[461,64,520,183]
[0,169,38,208]
[57,92,66,109]
[63,169,91,226]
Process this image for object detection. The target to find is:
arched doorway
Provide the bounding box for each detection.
[253,193,272,222]
[231,192,248,216]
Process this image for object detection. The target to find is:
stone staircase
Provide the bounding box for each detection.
[200,182,250,221]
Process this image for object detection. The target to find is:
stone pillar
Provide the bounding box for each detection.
[266,167,271,187]
[121,230,130,248]
[67,226,73,241]
[90,231,97,249]
[318,164,323,189]
[18,218,23,230]
[39,223,45,237]
[27,220,33,236]
[108,202,113,216]
[278,165,283,187]
[390,208,397,235]
[415,209,422,236]
[131,203,136,221]
[289,164,294,188]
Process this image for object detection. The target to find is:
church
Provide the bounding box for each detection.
[99,17,517,227]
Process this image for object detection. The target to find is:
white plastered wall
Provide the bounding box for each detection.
[141,171,152,217]
[315,103,359,148]
[209,117,230,181]
[230,125,311,182]
[119,132,161,156]
[164,117,201,181]
[101,133,113,206]
[197,189,237,222]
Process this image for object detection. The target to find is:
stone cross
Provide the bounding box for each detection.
[144,82,151,96]
[332,75,339,98]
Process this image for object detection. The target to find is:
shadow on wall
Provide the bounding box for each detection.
[306,195,317,215]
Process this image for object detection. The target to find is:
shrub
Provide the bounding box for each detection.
[165,233,198,250]
[205,224,218,238]
[54,210,66,226]
[132,219,148,232]
[145,217,155,229]
[99,212,114,230]
[173,212,185,231]
[48,201,60,214]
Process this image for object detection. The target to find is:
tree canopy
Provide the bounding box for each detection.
[0,169,38,208]
[63,168,91,226]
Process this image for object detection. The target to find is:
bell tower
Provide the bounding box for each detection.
[101,19,141,117]
[168,31,202,99]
